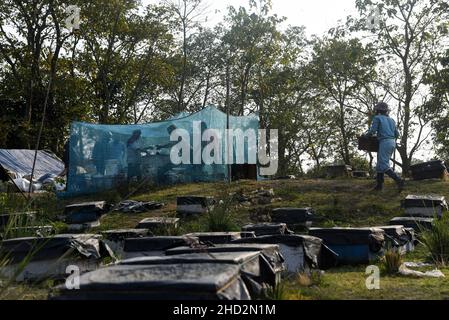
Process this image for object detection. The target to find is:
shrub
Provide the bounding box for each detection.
[205,197,238,232]
[306,165,327,179]
[350,155,371,172]
[206,206,238,232]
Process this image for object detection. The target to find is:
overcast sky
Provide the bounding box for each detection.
[145,0,359,36]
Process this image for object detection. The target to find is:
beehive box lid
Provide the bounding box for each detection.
[124,236,198,252]
[185,232,241,244]
[309,228,385,245]
[136,217,180,229]
[102,229,150,242]
[53,263,249,300]
[64,201,107,214]
[119,251,261,266]
[402,195,447,209]
[1,234,104,262]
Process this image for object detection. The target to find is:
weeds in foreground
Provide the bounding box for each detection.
[204,194,238,232]
[297,270,323,287]
[420,214,449,267]
[151,217,182,236]
[0,194,60,298]
[381,248,403,275]
[264,282,288,300]
[0,235,50,299]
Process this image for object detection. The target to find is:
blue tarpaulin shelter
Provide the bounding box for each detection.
[0,149,64,181]
[66,106,259,195]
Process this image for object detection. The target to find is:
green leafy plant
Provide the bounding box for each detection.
[381,248,403,275]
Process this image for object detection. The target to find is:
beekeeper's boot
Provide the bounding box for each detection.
[372,172,384,192]
[385,169,405,191]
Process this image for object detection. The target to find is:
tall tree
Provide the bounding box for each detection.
[0,0,76,149]
[308,37,378,165]
[163,0,208,113]
[221,0,284,117]
[355,0,448,174]
[427,48,449,161]
[75,0,174,124]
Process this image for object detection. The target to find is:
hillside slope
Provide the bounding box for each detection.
[2,178,449,300]
[96,178,449,232]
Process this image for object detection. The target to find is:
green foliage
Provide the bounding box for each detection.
[0,0,447,175]
[307,36,378,165]
[0,0,175,152]
[433,112,449,161]
[420,214,449,267]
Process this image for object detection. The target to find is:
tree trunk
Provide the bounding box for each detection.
[178,20,187,113]
[338,102,351,164]
[399,60,413,176]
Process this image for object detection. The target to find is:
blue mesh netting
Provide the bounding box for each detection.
[65,106,259,195]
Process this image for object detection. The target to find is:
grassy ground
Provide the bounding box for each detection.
[284,246,449,300]
[101,177,447,230]
[1,177,449,300]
